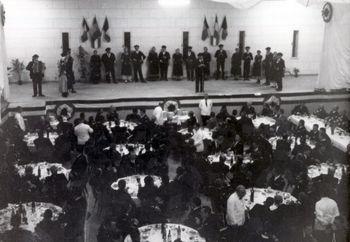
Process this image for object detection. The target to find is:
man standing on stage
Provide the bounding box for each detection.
[159,45,170,81]
[184,46,196,81]
[199,93,213,126]
[231,48,241,80]
[90,50,101,84]
[101,47,117,83]
[26,54,45,97]
[202,47,211,80]
[131,45,146,83]
[215,44,227,80]
[65,49,76,93]
[242,46,253,80]
[195,53,206,93]
[273,52,285,91]
[263,47,273,86]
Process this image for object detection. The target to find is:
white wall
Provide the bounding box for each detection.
[2,0,324,82]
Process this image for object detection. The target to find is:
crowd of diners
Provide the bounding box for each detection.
[0,99,349,242]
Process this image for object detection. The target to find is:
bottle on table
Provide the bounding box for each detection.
[177,225,181,239]
[167,230,172,242]
[31,201,35,213]
[250,187,255,202]
[37,166,41,178]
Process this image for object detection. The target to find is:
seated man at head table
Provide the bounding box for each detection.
[291,102,309,116]
[126,108,141,124]
[34,130,54,161]
[240,102,256,119]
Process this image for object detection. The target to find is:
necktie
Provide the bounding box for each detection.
[205,100,207,106]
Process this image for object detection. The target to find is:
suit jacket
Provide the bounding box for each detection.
[131,51,146,65]
[26,61,45,80]
[184,51,196,67]
[243,52,253,64]
[273,58,285,79]
[101,53,116,69]
[214,50,227,63]
[158,51,170,65]
[202,52,211,64]
[263,52,273,68]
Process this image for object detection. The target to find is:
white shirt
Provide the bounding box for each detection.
[192,128,205,152]
[226,192,246,226]
[314,197,339,230]
[153,106,164,125]
[74,123,93,145]
[199,99,213,116]
[14,112,26,131]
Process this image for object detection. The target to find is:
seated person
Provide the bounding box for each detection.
[35,209,64,242]
[292,136,311,157]
[266,166,288,191]
[111,180,136,217]
[185,197,203,229]
[54,130,74,163]
[44,166,68,205]
[291,102,309,116]
[139,108,150,125]
[239,111,255,141]
[206,112,217,130]
[313,105,328,119]
[309,124,319,142]
[125,108,141,123]
[34,130,54,161]
[216,105,230,123]
[106,106,119,122]
[231,134,244,157]
[138,176,159,206]
[261,103,273,117]
[240,102,256,119]
[198,206,222,242]
[275,134,291,153]
[20,166,42,201]
[186,111,197,132]
[293,119,307,138]
[317,127,331,147]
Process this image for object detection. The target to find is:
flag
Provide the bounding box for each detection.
[221,16,228,40]
[213,15,220,46]
[102,17,111,43]
[89,17,102,48]
[201,17,210,41]
[80,18,89,43]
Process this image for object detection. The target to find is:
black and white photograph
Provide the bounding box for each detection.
[0,0,349,241]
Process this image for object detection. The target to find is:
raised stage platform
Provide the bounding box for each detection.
[3,75,350,120]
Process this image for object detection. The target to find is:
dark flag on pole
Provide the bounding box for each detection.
[213,15,220,46]
[221,16,228,40]
[89,17,102,48]
[201,17,210,41]
[80,18,89,43]
[102,17,111,43]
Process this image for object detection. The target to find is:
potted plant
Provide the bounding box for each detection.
[10,59,25,85]
[293,68,300,78]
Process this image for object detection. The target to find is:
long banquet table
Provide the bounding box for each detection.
[288,115,350,152]
[252,116,276,129]
[23,132,58,148]
[15,162,71,180]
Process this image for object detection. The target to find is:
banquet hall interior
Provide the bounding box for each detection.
[0,0,349,241]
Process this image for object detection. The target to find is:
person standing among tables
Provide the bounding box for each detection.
[252,50,263,84]
[243,46,253,80]
[147,47,159,81]
[273,52,285,91]
[65,49,76,93]
[263,47,273,86]
[172,48,183,81]
[231,48,241,80]
[198,93,213,126]
[195,53,206,93]
[131,45,146,83]
[90,50,101,84]
[159,45,170,81]
[121,47,132,83]
[14,106,26,132]
[26,54,45,97]
[202,47,211,80]
[184,46,196,81]
[101,47,117,83]
[214,44,227,80]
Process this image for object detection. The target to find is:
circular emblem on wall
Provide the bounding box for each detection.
[55,103,75,120]
[322,2,333,23]
[0,4,5,26]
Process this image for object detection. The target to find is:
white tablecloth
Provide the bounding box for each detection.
[111,175,162,199]
[15,162,70,180]
[0,202,62,233]
[138,223,205,242]
[103,120,138,133]
[268,136,316,150]
[243,188,298,210]
[252,116,276,129]
[308,163,348,182]
[178,128,213,141]
[288,115,350,152]
[104,143,146,156]
[23,132,58,148]
[207,152,253,169]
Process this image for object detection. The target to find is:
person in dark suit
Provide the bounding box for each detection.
[147,46,159,81]
[131,45,146,83]
[243,46,253,80]
[172,48,183,80]
[263,47,273,85]
[202,47,211,80]
[158,45,170,81]
[195,53,206,93]
[273,52,285,91]
[253,50,263,84]
[65,49,76,93]
[184,46,196,81]
[26,54,45,97]
[231,48,241,80]
[90,50,101,84]
[101,47,117,83]
[214,44,227,80]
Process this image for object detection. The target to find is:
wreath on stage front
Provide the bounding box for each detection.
[164,100,180,112]
[55,103,75,119]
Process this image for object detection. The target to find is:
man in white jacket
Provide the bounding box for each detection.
[198,93,213,126]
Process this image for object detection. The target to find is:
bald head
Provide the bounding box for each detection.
[236,185,246,198]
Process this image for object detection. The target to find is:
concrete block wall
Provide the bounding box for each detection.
[2,0,324,82]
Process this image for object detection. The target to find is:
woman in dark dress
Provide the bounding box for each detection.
[90,50,101,84]
[252,50,263,83]
[172,48,183,80]
[147,47,159,81]
[121,47,132,83]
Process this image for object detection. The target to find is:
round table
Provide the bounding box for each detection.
[111,175,162,199]
[23,132,58,148]
[103,120,138,132]
[308,163,348,183]
[138,223,205,242]
[15,162,70,180]
[104,143,146,156]
[207,152,253,169]
[243,188,298,210]
[0,202,62,233]
[268,136,316,150]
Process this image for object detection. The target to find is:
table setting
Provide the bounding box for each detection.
[252,116,276,129]
[104,143,146,156]
[207,151,253,169]
[15,162,70,180]
[23,132,58,148]
[268,136,316,150]
[178,128,213,141]
[308,163,348,182]
[111,175,162,199]
[103,120,138,133]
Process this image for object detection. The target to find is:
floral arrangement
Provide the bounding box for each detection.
[325,109,348,130]
[164,100,179,112]
[313,106,328,119]
[77,46,90,82]
[10,59,25,85]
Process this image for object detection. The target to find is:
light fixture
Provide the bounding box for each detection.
[158,0,190,7]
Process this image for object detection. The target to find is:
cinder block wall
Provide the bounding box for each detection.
[3,0,324,82]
